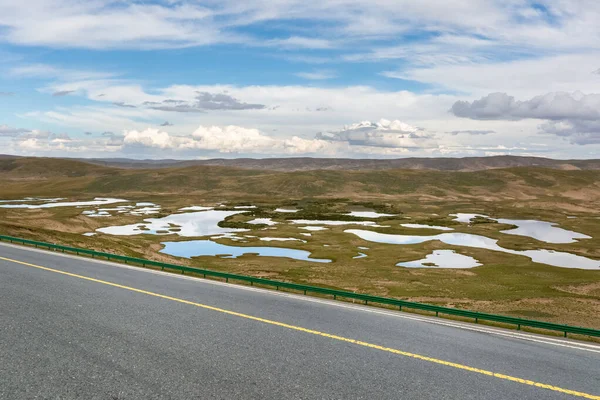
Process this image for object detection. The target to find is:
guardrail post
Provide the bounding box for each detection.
[399,305,402,311]
[517,324,521,330]
[226,277,229,283]
[436,311,439,317]
[333,294,336,300]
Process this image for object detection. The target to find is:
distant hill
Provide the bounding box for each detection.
[77,155,600,171]
[1,156,600,206]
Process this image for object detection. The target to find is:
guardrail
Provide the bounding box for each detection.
[1,233,599,339]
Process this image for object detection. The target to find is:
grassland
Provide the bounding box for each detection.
[1,157,599,329]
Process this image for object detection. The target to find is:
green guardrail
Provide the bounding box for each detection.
[1,234,599,339]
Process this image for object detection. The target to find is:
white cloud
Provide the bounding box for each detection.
[295,70,337,80]
[10,63,116,81]
[122,125,332,155]
[266,37,333,49]
[387,53,600,97]
[317,119,434,149]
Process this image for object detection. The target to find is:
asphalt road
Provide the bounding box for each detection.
[1,242,599,400]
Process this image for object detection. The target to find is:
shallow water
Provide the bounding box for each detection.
[291,219,388,227]
[260,237,306,243]
[130,206,161,215]
[275,207,299,213]
[160,240,331,263]
[345,229,600,270]
[97,210,248,237]
[347,211,396,218]
[0,197,127,209]
[451,213,590,244]
[450,213,488,223]
[179,206,214,211]
[248,218,278,226]
[401,223,454,231]
[397,250,481,269]
[496,218,590,244]
[353,252,368,259]
[0,197,64,204]
[82,210,111,217]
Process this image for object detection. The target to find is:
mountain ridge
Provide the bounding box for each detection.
[2,154,600,172]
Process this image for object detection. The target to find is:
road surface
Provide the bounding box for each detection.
[1,242,599,399]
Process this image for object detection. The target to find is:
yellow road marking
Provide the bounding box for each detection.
[1,254,599,400]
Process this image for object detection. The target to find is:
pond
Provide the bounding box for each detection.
[345,229,600,270]
[451,213,590,244]
[0,197,127,209]
[97,210,248,237]
[346,211,396,218]
[160,240,331,263]
[397,250,481,269]
[248,218,278,226]
[401,223,454,231]
[291,219,389,227]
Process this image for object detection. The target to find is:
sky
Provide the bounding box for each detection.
[0,0,599,160]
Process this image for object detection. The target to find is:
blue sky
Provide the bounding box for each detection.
[1,0,599,159]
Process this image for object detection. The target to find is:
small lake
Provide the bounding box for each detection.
[345,229,600,270]
[248,218,278,226]
[291,219,389,227]
[0,197,127,209]
[401,223,454,231]
[397,250,481,269]
[346,211,396,218]
[160,240,331,263]
[451,213,590,244]
[97,210,248,237]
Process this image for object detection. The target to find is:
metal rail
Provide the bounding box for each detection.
[1,234,598,338]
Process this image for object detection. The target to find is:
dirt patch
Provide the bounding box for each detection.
[554,282,600,297]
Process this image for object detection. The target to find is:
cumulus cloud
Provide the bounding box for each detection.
[122,125,330,154]
[451,92,600,121]
[147,92,266,113]
[317,119,434,149]
[160,121,173,126]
